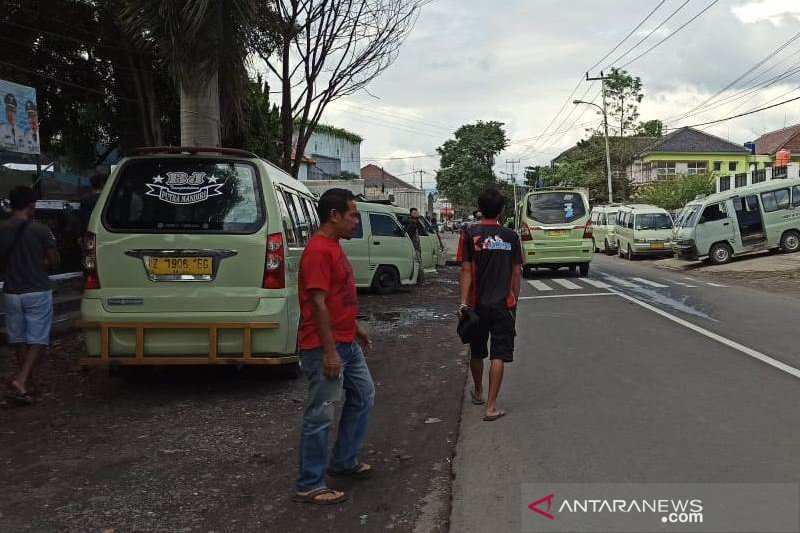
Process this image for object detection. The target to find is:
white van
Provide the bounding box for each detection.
[589,205,621,254]
[614,204,675,260]
[341,202,420,293]
[674,177,800,264]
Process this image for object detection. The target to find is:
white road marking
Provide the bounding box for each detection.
[518,293,615,300]
[673,282,698,288]
[598,274,640,288]
[609,289,800,380]
[551,278,582,290]
[705,282,728,287]
[527,280,553,292]
[630,277,669,288]
[579,278,612,289]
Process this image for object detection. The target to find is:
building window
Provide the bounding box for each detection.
[728,162,737,172]
[720,176,731,191]
[656,161,676,178]
[687,161,707,175]
[713,161,722,172]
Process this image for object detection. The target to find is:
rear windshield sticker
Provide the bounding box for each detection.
[564,203,574,219]
[145,172,224,205]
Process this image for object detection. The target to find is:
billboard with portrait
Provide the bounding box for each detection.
[0,79,40,155]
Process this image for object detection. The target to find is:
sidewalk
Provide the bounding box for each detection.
[655,250,800,274]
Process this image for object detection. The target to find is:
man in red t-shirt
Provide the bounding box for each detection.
[292,188,374,505]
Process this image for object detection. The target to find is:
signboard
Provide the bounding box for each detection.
[0,79,40,155]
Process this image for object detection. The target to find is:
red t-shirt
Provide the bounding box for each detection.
[298,233,359,350]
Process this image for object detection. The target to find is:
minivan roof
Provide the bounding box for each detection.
[356,201,402,215]
[685,176,800,206]
[618,203,665,211]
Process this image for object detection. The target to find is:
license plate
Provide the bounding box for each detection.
[546,229,570,237]
[650,243,665,250]
[147,256,212,276]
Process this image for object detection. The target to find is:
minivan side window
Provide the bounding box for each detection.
[793,186,800,208]
[303,197,320,232]
[761,189,790,212]
[283,191,308,245]
[370,213,404,237]
[700,203,727,223]
[599,213,606,225]
[274,188,298,245]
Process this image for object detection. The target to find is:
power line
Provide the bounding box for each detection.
[619,0,720,69]
[609,0,692,67]
[668,28,800,124]
[587,0,667,71]
[673,94,800,129]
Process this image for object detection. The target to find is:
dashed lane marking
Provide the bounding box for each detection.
[527,280,553,292]
[630,277,669,288]
[579,278,612,289]
[551,279,582,290]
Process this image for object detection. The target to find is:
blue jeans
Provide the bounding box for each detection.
[295,342,375,492]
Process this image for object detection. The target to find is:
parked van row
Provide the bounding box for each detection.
[78,147,437,371]
[673,176,800,264]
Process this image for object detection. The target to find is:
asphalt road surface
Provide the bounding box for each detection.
[450,253,800,532]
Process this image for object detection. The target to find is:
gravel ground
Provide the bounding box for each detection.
[0,267,464,533]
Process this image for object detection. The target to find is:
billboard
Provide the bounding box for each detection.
[0,79,40,155]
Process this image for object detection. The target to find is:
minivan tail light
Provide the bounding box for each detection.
[81,232,100,290]
[583,220,593,239]
[520,222,532,241]
[263,233,285,289]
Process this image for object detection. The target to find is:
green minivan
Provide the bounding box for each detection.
[79,147,316,371]
[674,177,800,264]
[340,202,419,293]
[515,188,593,276]
[614,204,675,260]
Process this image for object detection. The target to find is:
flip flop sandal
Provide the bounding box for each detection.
[483,410,506,422]
[470,390,486,405]
[291,487,347,505]
[328,462,373,479]
[5,391,35,405]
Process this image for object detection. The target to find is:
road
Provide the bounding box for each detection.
[450,253,800,532]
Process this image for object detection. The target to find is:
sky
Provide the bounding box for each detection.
[305,0,800,189]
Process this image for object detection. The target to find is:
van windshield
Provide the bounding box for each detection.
[635,213,673,230]
[527,192,586,224]
[104,159,265,233]
[675,205,701,228]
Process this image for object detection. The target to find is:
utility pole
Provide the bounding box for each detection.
[584,71,614,204]
[505,158,520,213]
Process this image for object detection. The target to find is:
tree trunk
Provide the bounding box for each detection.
[280,34,294,175]
[180,72,221,147]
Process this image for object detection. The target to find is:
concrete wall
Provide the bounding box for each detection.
[296,131,361,179]
[302,179,365,198]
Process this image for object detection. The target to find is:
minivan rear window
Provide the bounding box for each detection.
[527,192,586,224]
[104,159,264,233]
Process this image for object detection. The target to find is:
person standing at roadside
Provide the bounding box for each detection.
[405,208,422,257]
[78,173,107,238]
[0,186,59,404]
[293,188,375,505]
[458,188,522,421]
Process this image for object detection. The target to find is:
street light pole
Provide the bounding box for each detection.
[576,71,614,204]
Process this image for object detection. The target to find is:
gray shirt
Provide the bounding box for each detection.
[0,218,56,294]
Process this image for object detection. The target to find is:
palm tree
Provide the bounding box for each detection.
[117,0,263,147]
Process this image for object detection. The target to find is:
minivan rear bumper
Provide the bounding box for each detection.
[79,297,298,365]
[521,238,593,265]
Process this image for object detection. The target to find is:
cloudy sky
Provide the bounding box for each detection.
[314,0,800,189]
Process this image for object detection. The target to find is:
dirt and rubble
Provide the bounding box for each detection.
[0,268,465,533]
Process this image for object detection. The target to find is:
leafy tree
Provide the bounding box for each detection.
[118,0,269,146]
[222,75,282,164]
[635,173,715,210]
[435,121,508,210]
[604,68,643,138]
[638,119,664,137]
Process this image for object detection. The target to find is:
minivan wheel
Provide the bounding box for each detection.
[709,242,733,265]
[604,239,611,255]
[780,230,800,253]
[372,265,400,294]
[279,360,303,379]
[592,238,598,253]
[617,242,624,258]
[579,263,590,277]
[627,244,634,261]
[568,264,577,273]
